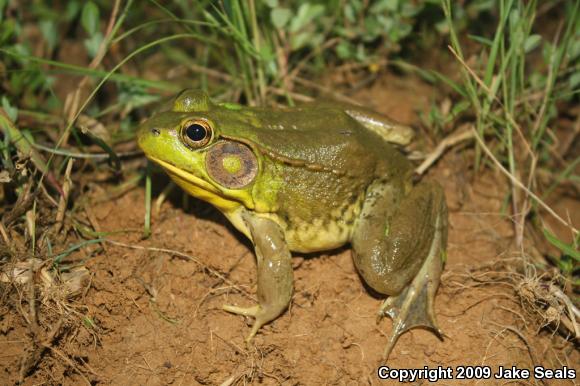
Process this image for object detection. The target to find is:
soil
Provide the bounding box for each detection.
[1,74,578,385]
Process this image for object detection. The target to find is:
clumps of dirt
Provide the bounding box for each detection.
[442,252,579,368]
[0,250,95,383]
[516,270,579,341]
[443,254,579,343]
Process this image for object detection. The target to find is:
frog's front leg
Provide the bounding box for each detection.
[351,181,447,359]
[223,212,293,342]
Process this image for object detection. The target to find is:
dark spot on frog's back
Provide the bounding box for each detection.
[280,212,290,224]
[347,193,358,205]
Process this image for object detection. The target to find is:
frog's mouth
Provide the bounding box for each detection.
[146,155,249,211]
[148,156,218,193]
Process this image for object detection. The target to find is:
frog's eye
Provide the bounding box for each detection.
[181,119,212,149]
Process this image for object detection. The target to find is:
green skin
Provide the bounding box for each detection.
[137,90,448,358]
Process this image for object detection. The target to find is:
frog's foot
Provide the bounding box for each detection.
[222,303,284,342]
[377,214,445,360]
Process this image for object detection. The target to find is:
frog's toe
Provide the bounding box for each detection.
[222,303,283,343]
[377,225,445,360]
[245,312,270,342]
[222,304,259,317]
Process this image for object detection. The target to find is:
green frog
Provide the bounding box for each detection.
[137,90,448,358]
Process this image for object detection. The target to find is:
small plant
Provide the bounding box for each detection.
[436,0,579,326]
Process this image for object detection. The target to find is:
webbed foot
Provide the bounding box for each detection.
[377,213,445,360]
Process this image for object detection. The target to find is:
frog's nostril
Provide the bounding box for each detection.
[151,128,161,136]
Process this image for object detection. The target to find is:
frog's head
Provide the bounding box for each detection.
[137,90,266,212]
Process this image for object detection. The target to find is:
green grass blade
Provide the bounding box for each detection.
[543,228,580,261]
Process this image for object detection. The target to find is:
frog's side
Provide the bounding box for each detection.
[137,90,448,358]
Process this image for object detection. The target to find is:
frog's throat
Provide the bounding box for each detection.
[147,156,248,212]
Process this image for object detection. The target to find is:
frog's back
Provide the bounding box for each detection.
[248,106,409,175]
[244,106,412,252]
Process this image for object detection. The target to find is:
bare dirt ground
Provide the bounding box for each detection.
[1,74,578,385]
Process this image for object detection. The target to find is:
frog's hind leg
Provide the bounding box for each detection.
[377,207,446,359]
[351,181,447,359]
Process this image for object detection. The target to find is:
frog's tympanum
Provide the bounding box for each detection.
[137,90,448,358]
